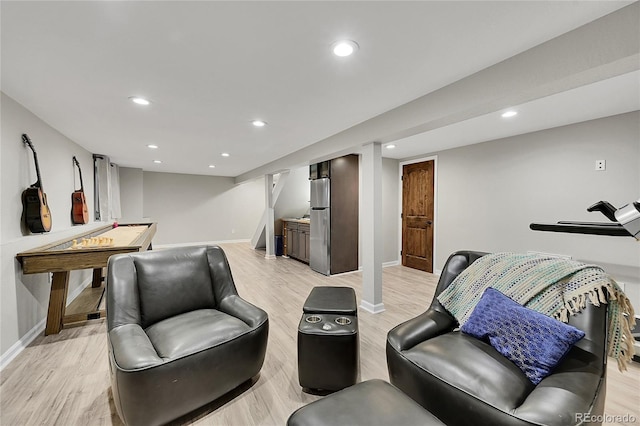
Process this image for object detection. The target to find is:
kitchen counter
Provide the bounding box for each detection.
[282,218,310,224]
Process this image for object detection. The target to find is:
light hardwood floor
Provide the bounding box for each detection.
[1,243,639,425]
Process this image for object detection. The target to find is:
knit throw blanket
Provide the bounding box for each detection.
[437,252,636,371]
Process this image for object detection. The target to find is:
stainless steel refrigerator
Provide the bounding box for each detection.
[310,178,330,275]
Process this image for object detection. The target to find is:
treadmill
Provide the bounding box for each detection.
[531,198,640,361]
[530,199,640,239]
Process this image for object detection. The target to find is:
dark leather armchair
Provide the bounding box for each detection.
[386,251,609,426]
[106,245,269,426]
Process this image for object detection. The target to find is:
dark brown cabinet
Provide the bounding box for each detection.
[309,160,330,180]
[298,223,310,263]
[307,155,359,275]
[284,220,310,263]
[329,155,358,274]
[285,222,296,258]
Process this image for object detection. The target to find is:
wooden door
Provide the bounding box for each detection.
[402,161,434,272]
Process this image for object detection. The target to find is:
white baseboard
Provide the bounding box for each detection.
[330,261,401,277]
[353,260,401,273]
[154,239,250,249]
[0,275,93,371]
[360,300,385,314]
[0,318,46,371]
[331,269,360,277]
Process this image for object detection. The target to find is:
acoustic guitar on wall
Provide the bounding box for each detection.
[71,156,89,224]
[21,134,52,233]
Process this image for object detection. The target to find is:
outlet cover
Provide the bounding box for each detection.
[595,160,606,171]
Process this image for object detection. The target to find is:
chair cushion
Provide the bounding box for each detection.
[404,332,535,412]
[287,379,444,425]
[145,309,250,360]
[461,288,585,384]
[303,286,357,315]
[134,247,216,328]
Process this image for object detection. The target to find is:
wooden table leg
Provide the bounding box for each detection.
[92,268,103,288]
[45,271,70,335]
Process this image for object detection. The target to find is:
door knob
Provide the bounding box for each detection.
[426,221,432,226]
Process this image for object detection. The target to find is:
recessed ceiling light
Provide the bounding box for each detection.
[153,160,162,164]
[332,40,359,57]
[221,153,230,157]
[208,165,216,168]
[386,144,396,149]
[147,144,158,149]
[501,110,518,118]
[252,120,267,127]
[130,97,151,106]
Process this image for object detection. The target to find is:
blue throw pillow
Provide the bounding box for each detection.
[460,288,585,385]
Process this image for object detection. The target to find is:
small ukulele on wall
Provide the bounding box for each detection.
[21,134,52,233]
[71,156,89,224]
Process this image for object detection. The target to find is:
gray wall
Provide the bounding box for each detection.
[1,93,101,359]
[118,167,144,221]
[430,112,639,280]
[141,171,265,245]
[274,166,311,221]
[382,157,400,263]
[119,165,310,249]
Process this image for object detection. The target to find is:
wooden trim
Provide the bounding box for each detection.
[63,310,106,325]
[92,268,103,288]
[15,222,156,335]
[45,272,70,335]
[16,222,156,274]
[133,222,156,250]
[16,222,155,261]
[20,248,140,274]
[17,224,113,257]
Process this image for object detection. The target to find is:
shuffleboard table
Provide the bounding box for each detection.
[16,222,156,335]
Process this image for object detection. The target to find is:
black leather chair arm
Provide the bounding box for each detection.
[106,254,142,331]
[387,309,457,352]
[513,365,606,425]
[109,324,163,371]
[219,294,269,328]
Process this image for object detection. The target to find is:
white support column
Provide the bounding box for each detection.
[250,171,290,250]
[265,174,275,259]
[360,142,385,314]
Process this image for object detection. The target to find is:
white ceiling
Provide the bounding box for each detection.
[385,70,640,160]
[1,1,637,178]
